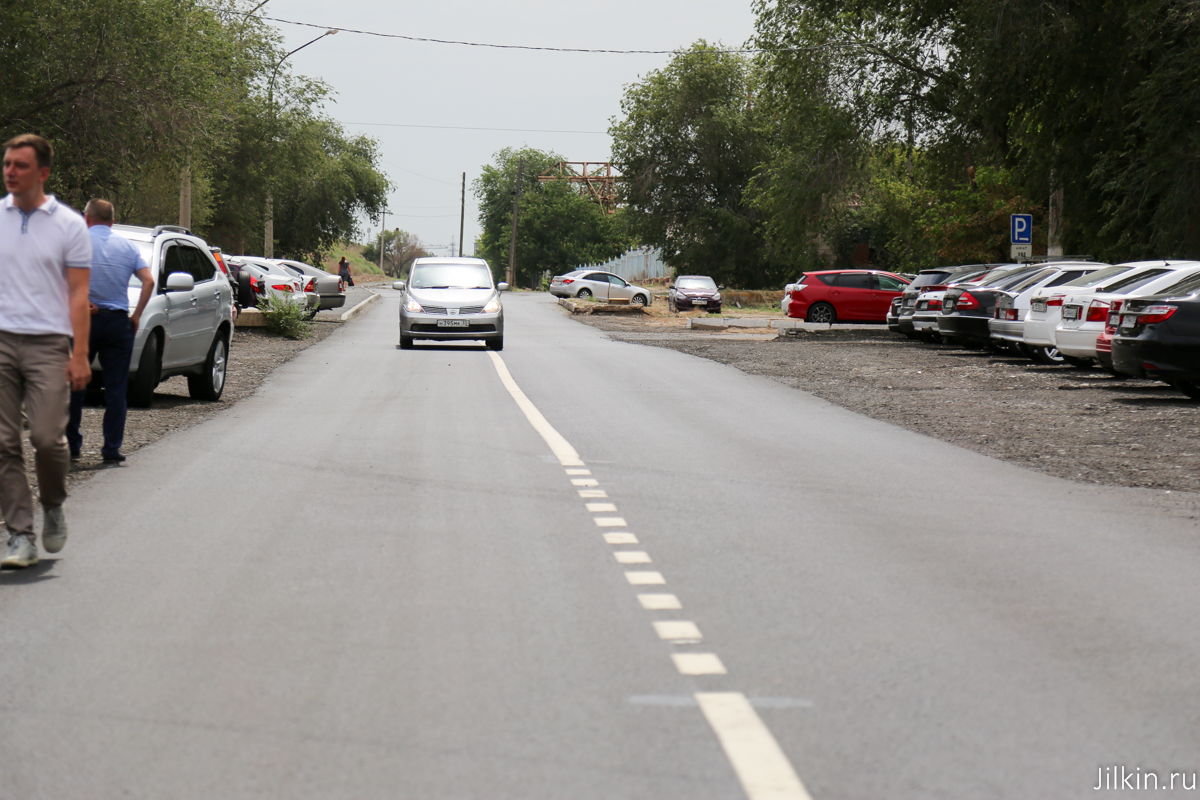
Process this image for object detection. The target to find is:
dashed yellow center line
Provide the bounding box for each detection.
[487,351,813,800]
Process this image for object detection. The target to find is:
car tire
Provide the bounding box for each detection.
[237,272,256,308]
[576,288,592,300]
[806,302,836,324]
[1031,345,1066,365]
[188,334,228,401]
[399,335,414,350]
[631,293,647,307]
[487,336,504,351]
[708,306,721,314]
[1062,355,1094,369]
[128,332,160,409]
[1176,381,1200,401]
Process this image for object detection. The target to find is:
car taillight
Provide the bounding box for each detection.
[1137,305,1178,325]
[338,279,345,292]
[1046,295,1065,307]
[1085,299,1110,322]
[271,284,294,293]
[251,275,263,295]
[305,278,316,293]
[928,298,942,310]
[562,278,574,285]
[956,291,980,311]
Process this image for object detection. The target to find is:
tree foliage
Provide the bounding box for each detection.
[362,229,430,278]
[610,43,787,288]
[0,0,389,264]
[473,147,628,287]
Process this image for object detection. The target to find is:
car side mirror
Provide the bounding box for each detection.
[718,285,725,290]
[668,284,675,289]
[165,272,194,292]
[497,282,509,292]
[392,281,406,291]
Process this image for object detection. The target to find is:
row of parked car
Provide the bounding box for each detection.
[101,223,348,408]
[779,260,1200,399]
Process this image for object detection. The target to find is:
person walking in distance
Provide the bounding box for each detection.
[338,256,354,287]
[66,199,153,465]
[0,134,92,569]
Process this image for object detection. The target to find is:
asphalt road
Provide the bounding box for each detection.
[2,291,1199,799]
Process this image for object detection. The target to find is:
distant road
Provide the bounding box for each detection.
[2,291,1197,799]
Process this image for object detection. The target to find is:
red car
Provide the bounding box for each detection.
[784,270,911,323]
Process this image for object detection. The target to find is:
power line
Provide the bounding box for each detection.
[350,121,606,135]
[380,159,460,186]
[256,14,800,54]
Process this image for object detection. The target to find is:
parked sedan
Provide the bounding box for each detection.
[1111,277,1200,397]
[226,256,311,311]
[989,262,1109,362]
[894,265,994,338]
[668,275,722,313]
[783,270,909,323]
[273,259,346,313]
[549,270,652,305]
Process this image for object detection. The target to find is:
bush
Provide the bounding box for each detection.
[259,294,312,340]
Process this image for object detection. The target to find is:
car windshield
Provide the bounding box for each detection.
[411,263,493,290]
[677,277,717,290]
[1158,272,1200,297]
[1061,266,1129,287]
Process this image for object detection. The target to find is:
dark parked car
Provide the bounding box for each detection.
[936,263,1049,346]
[1111,274,1200,397]
[894,265,995,338]
[668,275,722,313]
[783,270,910,323]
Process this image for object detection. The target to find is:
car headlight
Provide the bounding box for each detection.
[483,295,501,313]
[712,292,721,301]
[405,298,424,313]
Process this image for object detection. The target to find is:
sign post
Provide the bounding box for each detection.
[1010,214,1033,261]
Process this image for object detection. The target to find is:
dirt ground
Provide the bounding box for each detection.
[573,310,1200,505]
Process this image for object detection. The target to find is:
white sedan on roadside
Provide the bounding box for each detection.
[1054,261,1200,363]
[990,262,1109,362]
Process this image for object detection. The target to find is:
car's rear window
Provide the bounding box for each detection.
[1007,269,1056,292]
[1060,266,1128,287]
[411,263,493,290]
[911,271,952,288]
[1158,272,1200,297]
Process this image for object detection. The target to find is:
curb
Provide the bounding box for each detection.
[339,291,380,322]
[558,297,647,315]
[687,317,878,331]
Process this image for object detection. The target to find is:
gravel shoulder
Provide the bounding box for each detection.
[572,309,1200,505]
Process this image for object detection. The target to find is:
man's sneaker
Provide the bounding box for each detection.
[2,534,38,568]
[42,506,67,554]
[102,453,125,464]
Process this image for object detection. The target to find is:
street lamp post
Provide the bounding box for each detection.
[263,28,338,258]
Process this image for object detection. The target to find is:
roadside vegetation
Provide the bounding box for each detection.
[259,295,312,340]
[0,0,390,265]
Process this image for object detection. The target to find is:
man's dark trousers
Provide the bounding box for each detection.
[67,310,134,459]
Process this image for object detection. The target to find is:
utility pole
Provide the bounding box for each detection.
[459,172,466,258]
[179,165,192,229]
[378,208,389,274]
[507,156,524,286]
[1047,170,1064,257]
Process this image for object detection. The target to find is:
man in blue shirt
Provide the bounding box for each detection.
[66,199,154,464]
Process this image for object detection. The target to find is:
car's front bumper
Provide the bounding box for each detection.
[400,310,504,341]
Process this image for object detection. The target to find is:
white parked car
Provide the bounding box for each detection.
[989,262,1108,363]
[226,256,313,311]
[1055,261,1200,364]
[107,224,235,407]
[1021,265,1135,361]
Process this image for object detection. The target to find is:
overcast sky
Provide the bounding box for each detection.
[263,0,757,259]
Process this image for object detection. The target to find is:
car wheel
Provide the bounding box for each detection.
[806,302,836,324]
[576,288,592,300]
[399,335,414,350]
[188,334,228,401]
[708,305,721,314]
[1062,355,1094,369]
[1176,381,1200,401]
[237,272,257,308]
[128,332,160,409]
[1031,345,1066,365]
[631,293,647,307]
[487,336,504,351]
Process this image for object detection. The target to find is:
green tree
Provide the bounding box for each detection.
[610,42,784,288]
[362,229,430,277]
[473,148,627,287]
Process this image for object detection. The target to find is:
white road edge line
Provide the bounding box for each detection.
[695,692,814,800]
[487,351,584,467]
[486,349,811,800]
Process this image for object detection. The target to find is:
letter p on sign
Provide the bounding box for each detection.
[1011,214,1033,244]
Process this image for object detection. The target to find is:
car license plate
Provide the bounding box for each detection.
[1031,300,1046,313]
[1108,314,1120,326]
[437,319,469,328]
[691,299,706,305]
[1062,306,1080,320]
[1120,315,1136,332]
[944,300,955,312]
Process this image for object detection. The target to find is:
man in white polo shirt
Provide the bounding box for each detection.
[0,134,92,569]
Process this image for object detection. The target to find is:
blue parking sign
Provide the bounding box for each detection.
[1010,214,1033,244]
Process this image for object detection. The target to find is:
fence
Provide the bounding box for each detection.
[576,247,669,283]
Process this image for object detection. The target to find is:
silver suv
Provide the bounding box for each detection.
[107,224,235,407]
